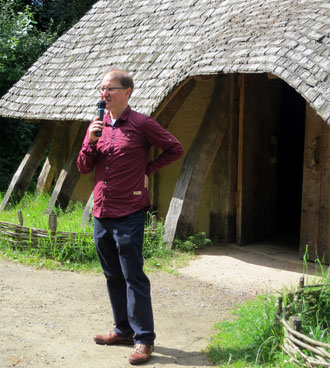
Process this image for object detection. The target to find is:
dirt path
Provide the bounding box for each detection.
[0,245,311,368]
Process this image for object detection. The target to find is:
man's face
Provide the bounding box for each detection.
[100,73,131,112]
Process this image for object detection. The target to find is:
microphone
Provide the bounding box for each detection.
[95,99,106,137]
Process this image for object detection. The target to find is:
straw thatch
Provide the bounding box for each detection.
[0,0,329,123]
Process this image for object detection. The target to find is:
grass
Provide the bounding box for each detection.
[206,257,330,368]
[0,193,198,273]
[206,295,293,367]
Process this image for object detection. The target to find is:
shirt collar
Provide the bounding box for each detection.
[117,105,131,122]
[105,105,131,126]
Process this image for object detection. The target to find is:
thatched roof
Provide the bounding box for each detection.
[0,0,329,123]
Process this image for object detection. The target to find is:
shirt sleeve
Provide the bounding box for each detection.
[77,125,99,174]
[142,117,184,175]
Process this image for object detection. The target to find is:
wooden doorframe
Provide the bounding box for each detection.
[236,74,245,245]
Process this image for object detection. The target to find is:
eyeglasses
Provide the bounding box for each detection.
[98,87,127,93]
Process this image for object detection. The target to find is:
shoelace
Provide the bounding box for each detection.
[134,344,145,354]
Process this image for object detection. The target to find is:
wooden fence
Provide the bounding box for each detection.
[275,276,330,367]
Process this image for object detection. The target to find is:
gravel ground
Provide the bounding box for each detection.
[0,245,309,368]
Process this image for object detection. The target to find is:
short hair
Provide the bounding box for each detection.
[102,69,134,93]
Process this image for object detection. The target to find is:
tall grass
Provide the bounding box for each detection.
[0,193,196,272]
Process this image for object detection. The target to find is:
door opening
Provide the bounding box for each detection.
[277,83,305,247]
[236,74,305,252]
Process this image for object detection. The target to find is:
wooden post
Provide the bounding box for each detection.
[48,214,57,236]
[278,296,283,318]
[300,105,322,261]
[318,122,330,263]
[151,215,157,231]
[236,74,245,245]
[289,316,302,333]
[45,121,88,214]
[0,121,56,210]
[163,74,233,246]
[300,105,330,264]
[17,210,23,226]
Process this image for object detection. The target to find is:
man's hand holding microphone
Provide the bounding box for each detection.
[89,100,106,142]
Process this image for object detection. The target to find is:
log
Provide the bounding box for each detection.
[36,156,55,194]
[0,121,56,210]
[45,122,88,214]
[81,192,93,225]
[163,74,234,246]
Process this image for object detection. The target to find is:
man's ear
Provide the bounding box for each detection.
[126,88,133,98]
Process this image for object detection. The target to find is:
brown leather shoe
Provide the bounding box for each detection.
[128,344,154,365]
[93,331,134,345]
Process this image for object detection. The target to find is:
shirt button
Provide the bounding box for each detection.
[106,167,109,170]
[108,153,111,156]
[104,181,107,184]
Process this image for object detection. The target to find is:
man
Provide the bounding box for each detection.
[77,69,184,365]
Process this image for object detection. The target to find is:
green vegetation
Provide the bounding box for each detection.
[0,0,99,192]
[0,193,208,273]
[206,260,330,368]
[206,295,296,367]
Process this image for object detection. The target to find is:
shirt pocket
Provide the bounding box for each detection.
[119,130,137,151]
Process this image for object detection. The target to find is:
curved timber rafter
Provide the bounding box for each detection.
[163,74,237,247]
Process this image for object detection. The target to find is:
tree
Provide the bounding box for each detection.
[0,0,56,96]
[32,0,98,35]
[0,0,98,192]
[0,0,55,192]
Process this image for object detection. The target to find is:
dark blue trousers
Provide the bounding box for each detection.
[94,210,155,345]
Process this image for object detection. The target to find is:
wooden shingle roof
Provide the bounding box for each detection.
[0,0,329,123]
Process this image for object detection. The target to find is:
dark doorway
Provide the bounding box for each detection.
[278,83,306,242]
[236,75,305,251]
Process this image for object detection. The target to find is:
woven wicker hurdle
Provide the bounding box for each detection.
[275,276,330,367]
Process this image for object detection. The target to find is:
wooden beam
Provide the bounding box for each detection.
[151,77,197,210]
[0,121,56,210]
[152,77,196,127]
[318,121,330,264]
[36,156,55,194]
[81,192,93,225]
[210,75,239,243]
[163,74,233,246]
[36,122,71,193]
[236,74,245,245]
[45,121,88,214]
[300,104,322,261]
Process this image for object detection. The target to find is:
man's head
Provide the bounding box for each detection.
[99,69,134,116]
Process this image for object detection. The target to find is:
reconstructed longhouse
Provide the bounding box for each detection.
[0,0,329,262]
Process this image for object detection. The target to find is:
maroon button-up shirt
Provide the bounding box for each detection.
[77,106,184,218]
